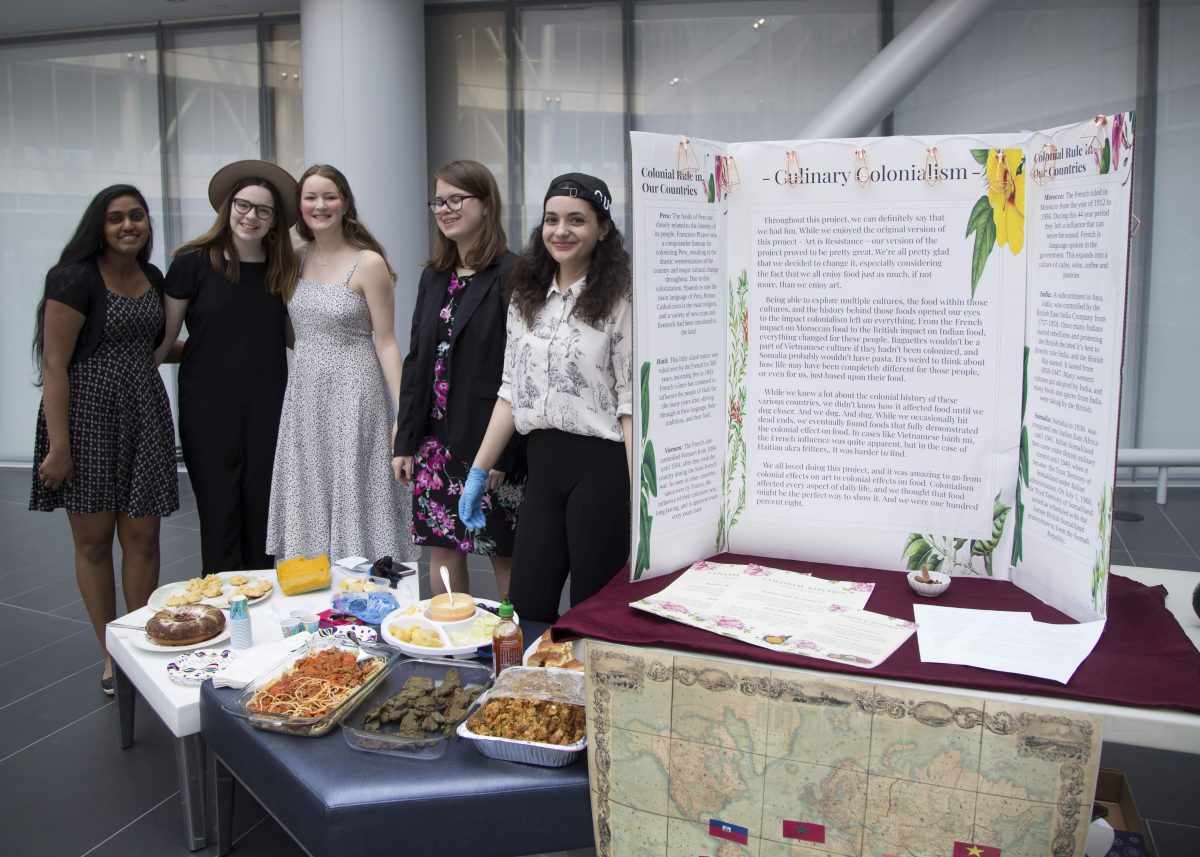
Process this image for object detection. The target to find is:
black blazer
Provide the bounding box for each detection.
[395,251,520,473]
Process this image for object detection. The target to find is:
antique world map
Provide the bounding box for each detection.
[586,642,1101,857]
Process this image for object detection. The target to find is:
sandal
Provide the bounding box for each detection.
[100,674,115,696]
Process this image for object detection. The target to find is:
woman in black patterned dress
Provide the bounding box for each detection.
[30,185,178,694]
[394,160,524,598]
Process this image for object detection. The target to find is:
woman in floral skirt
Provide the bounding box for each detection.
[394,160,523,597]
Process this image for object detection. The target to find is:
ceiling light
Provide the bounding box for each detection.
[752,18,767,30]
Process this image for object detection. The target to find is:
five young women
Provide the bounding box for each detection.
[33,165,635,640]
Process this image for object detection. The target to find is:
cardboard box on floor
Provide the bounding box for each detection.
[1095,769,1153,856]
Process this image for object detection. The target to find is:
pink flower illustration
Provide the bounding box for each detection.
[789,639,818,652]
[1111,112,1127,152]
[714,615,747,630]
[827,604,849,614]
[743,564,770,577]
[656,601,688,614]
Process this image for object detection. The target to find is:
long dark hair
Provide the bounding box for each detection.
[173,177,299,300]
[32,184,154,382]
[507,179,630,327]
[296,164,397,283]
[426,159,508,272]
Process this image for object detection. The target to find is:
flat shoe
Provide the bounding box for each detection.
[100,675,115,696]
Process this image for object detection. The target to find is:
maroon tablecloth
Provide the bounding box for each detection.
[554,553,1200,715]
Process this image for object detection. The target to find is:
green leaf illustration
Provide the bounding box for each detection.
[970,148,991,166]
[634,528,649,579]
[707,174,716,203]
[634,361,655,579]
[970,216,995,297]
[905,494,1010,576]
[1019,425,1030,485]
[642,440,658,497]
[902,534,941,571]
[1020,346,1029,419]
[1011,484,1024,565]
[1099,138,1111,174]
[716,270,750,554]
[965,195,992,237]
[639,361,651,437]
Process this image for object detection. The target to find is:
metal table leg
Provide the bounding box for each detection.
[175,733,209,851]
[207,746,235,857]
[113,662,135,749]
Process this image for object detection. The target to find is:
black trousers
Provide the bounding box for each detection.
[508,429,630,623]
[180,398,280,572]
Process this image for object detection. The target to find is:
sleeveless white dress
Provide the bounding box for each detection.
[266,252,417,563]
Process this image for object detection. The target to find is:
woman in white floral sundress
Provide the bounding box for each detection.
[266,164,417,566]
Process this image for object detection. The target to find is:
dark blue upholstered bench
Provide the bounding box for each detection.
[199,644,594,856]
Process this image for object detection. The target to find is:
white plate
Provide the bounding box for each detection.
[148,573,275,611]
[380,610,477,659]
[166,648,236,686]
[379,599,515,659]
[126,624,232,653]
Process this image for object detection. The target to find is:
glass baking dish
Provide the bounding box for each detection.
[221,636,398,737]
[341,658,492,759]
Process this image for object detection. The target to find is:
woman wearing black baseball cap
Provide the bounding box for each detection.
[459,173,633,622]
[157,159,299,571]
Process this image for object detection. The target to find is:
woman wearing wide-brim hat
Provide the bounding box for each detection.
[156,159,300,571]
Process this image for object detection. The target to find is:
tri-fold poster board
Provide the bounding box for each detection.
[630,113,1135,622]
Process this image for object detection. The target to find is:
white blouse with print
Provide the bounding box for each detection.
[496,275,633,442]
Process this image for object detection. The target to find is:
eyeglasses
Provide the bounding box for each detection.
[427,194,478,213]
[231,197,276,220]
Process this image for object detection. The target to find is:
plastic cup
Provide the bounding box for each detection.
[280,617,302,638]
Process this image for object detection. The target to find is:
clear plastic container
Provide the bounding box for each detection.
[221,637,397,737]
[341,659,492,759]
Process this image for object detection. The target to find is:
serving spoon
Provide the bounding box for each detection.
[438,565,457,607]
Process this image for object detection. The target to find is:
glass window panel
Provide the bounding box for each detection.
[517,4,625,236]
[266,21,305,179]
[1139,3,1200,461]
[891,0,1138,134]
[0,35,164,461]
[165,25,261,247]
[425,10,510,244]
[888,0,1174,468]
[632,1,880,142]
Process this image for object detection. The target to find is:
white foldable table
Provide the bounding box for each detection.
[105,571,330,850]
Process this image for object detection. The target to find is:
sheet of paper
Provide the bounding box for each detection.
[636,561,751,614]
[915,605,1105,683]
[632,561,911,668]
[913,604,1033,660]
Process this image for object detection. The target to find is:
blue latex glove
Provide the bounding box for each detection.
[459,466,488,530]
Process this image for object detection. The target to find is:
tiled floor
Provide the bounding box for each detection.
[0,467,1196,856]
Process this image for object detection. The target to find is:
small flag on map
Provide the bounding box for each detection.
[782,820,826,843]
[953,841,1001,857]
[709,819,749,845]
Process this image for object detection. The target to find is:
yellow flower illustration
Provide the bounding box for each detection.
[987,148,1024,255]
